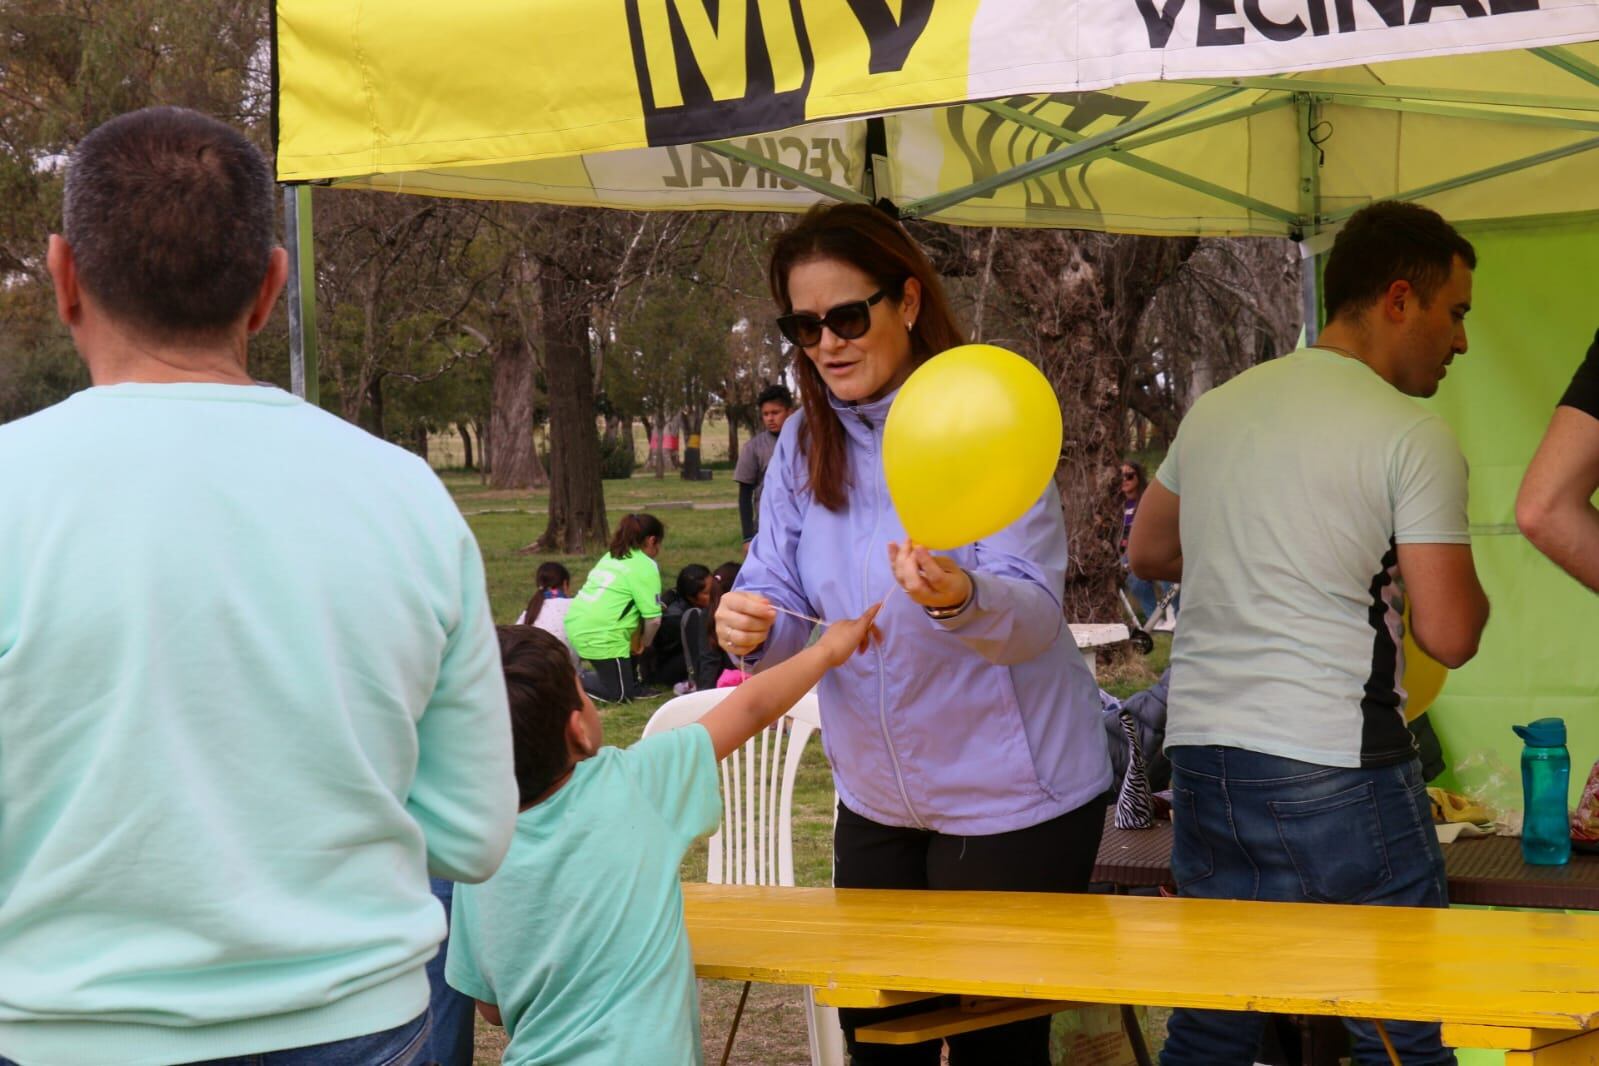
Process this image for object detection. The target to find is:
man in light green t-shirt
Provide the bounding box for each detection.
[564,513,666,702]
[0,109,515,1066]
[1130,201,1490,1066]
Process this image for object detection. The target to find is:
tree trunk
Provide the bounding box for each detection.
[651,409,667,478]
[620,414,635,468]
[993,231,1200,624]
[681,403,705,481]
[412,423,429,461]
[364,374,386,439]
[533,272,608,553]
[727,411,739,469]
[474,418,490,483]
[458,422,475,470]
[488,310,547,489]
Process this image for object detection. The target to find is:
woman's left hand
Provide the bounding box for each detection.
[888,540,973,612]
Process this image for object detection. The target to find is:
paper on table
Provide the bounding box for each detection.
[1437,822,1493,844]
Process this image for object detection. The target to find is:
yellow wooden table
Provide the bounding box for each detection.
[686,884,1599,1063]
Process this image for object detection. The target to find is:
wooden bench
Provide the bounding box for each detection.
[686,883,1599,1063]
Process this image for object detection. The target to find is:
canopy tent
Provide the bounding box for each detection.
[272,3,1599,856]
[275,2,1599,236]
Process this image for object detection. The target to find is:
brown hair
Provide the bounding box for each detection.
[768,203,965,511]
[520,560,571,627]
[607,512,664,560]
[497,625,583,805]
[704,561,741,643]
[1323,200,1477,323]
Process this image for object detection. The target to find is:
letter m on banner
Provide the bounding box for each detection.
[625,0,935,146]
[626,0,815,145]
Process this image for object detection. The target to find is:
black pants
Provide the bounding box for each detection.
[579,656,645,702]
[833,797,1108,1066]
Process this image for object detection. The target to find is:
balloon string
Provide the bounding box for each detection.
[731,586,903,675]
[770,604,830,628]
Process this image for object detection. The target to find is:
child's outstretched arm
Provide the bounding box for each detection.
[699,604,881,760]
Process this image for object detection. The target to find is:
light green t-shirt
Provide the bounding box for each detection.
[446,726,721,1066]
[563,549,663,660]
[0,384,515,1066]
[1158,348,1471,768]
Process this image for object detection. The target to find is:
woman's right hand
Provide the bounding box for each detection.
[716,591,775,658]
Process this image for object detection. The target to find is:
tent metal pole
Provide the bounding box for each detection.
[283,184,319,404]
[1334,94,1599,133]
[1533,46,1599,90]
[900,85,1242,219]
[977,100,1298,225]
[700,141,870,205]
[1321,135,1599,225]
[1182,76,1599,114]
[1297,94,1322,344]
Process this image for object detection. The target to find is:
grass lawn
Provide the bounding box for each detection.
[444,468,1170,1065]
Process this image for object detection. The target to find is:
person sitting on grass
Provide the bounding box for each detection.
[645,563,712,690]
[514,560,576,664]
[696,561,747,690]
[564,513,665,702]
[445,605,881,1066]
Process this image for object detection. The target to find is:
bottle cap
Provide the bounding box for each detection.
[1513,717,1567,747]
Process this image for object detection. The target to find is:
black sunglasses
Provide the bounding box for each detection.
[776,290,886,348]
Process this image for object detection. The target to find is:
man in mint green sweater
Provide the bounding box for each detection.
[0,108,517,1066]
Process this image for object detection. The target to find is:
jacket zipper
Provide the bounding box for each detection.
[860,409,925,829]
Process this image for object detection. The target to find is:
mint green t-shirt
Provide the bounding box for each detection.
[1157,348,1471,768]
[446,726,721,1066]
[563,549,663,660]
[0,384,516,1066]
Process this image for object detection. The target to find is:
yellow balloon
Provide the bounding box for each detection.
[883,344,1063,550]
[1402,603,1448,721]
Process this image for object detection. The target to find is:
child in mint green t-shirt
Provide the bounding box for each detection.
[446,604,881,1066]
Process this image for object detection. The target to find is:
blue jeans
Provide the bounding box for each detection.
[1126,572,1158,619]
[424,878,475,1066]
[1159,747,1455,1066]
[0,1013,429,1066]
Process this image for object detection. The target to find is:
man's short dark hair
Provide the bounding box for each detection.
[1322,201,1476,323]
[497,625,583,806]
[757,383,793,408]
[63,107,276,339]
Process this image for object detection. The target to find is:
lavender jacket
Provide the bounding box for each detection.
[735,389,1113,835]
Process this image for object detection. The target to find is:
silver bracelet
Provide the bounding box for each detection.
[923,576,974,620]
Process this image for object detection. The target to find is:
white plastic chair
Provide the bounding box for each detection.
[643,688,846,1066]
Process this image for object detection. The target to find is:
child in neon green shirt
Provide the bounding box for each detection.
[565,512,665,702]
[446,604,881,1066]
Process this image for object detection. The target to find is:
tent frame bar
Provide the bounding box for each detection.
[283,184,319,403]
[1297,94,1323,343]
[1333,94,1599,133]
[899,85,1242,219]
[1181,76,1599,114]
[976,100,1299,225]
[1110,95,1295,153]
[1534,46,1599,89]
[701,140,871,206]
[1322,134,1599,225]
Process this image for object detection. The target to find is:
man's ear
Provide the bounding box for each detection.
[46,235,81,328]
[247,247,290,335]
[566,708,596,759]
[1380,278,1415,324]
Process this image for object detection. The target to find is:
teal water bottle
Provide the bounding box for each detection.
[1512,717,1571,866]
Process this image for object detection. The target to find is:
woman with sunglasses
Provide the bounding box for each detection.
[715,203,1113,1066]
